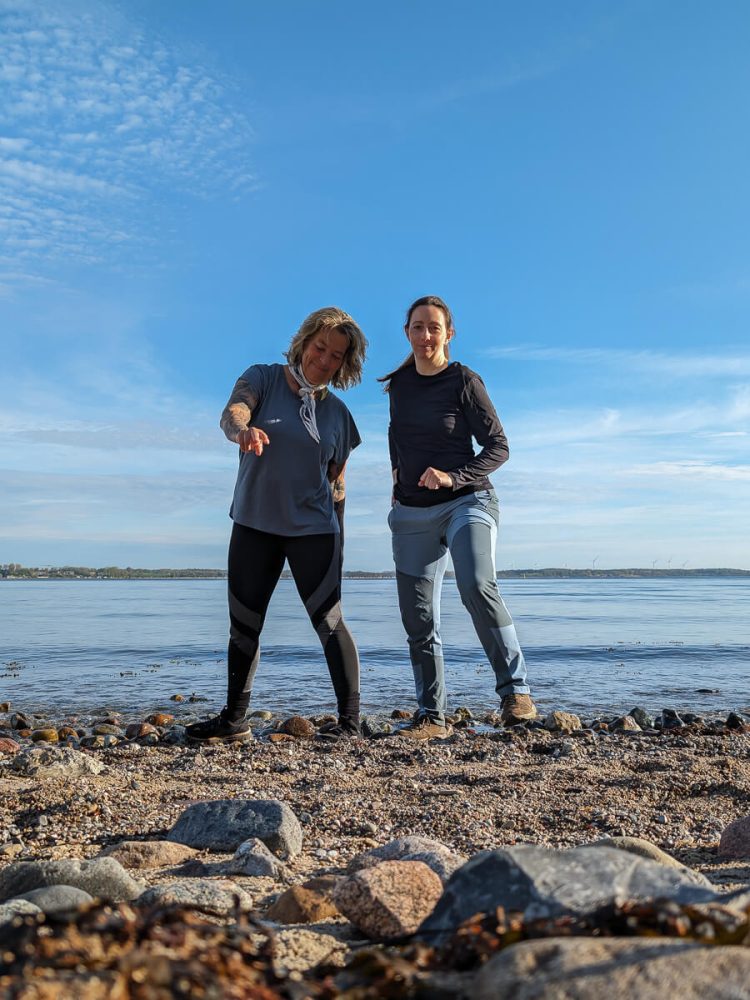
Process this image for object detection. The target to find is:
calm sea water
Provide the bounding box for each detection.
[1,578,749,720]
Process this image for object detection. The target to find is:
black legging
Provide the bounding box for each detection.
[225,521,360,723]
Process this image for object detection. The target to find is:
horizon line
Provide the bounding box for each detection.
[2,564,749,578]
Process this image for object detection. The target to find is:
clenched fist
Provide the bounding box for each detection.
[418,467,454,490]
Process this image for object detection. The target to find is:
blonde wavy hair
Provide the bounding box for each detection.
[285,306,367,390]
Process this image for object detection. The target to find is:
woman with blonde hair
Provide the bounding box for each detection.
[382,295,536,740]
[187,306,367,743]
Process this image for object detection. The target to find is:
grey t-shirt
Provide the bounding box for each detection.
[229,363,361,535]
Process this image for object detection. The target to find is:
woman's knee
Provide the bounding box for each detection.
[457,574,512,622]
[312,601,344,643]
[396,573,437,639]
[456,567,495,603]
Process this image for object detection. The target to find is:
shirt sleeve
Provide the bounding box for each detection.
[238,364,266,401]
[333,405,362,467]
[450,373,509,489]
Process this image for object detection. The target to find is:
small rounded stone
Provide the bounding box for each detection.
[93,724,122,736]
[280,716,315,738]
[146,713,174,727]
[31,728,59,743]
[125,722,157,739]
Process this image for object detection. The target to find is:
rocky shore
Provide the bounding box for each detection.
[2,702,750,997]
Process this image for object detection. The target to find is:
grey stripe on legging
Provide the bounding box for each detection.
[302,534,342,620]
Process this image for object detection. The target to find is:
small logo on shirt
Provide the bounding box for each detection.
[265,419,282,424]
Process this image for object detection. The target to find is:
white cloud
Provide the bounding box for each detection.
[0,136,30,151]
[0,468,232,546]
[0,0,255,283]
[0,333,229,480]
[502,383,750,451]
[626,461,750,482]
[0,156,125,195]
[485,345,750,379]
[0,343,239,557]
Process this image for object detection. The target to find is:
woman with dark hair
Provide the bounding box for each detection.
[382,295,536,740]
[187,306,367,744]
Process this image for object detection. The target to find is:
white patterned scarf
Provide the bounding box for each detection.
[288,364,327,443]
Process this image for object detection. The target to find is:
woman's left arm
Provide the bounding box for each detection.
[327,461,347,503]
[328,460,347,543]
[329,407,361,536]
[448,374,509,489]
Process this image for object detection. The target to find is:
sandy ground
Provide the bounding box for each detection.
[2,714,750,896]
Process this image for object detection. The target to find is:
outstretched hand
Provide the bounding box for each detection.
[237,427,270,455]
[418,467,454,490]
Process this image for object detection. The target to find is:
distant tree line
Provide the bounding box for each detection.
[1,564,748,580]
[0,565,226,580]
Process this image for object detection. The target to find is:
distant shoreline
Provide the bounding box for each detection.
[2,565,749,581]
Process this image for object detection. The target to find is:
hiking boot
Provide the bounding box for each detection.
[316,718,362,742]
[500,693,538,726]
[397,716,453,741]
[185,709,252,744]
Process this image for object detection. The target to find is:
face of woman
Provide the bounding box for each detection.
[300,328,349,385]
[405,304,453,367]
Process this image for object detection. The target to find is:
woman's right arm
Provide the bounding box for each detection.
[220,377,269,455]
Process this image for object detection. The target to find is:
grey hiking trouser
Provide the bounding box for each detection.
[388,489,529,725]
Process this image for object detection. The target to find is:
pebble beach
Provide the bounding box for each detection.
[2,702,750,997]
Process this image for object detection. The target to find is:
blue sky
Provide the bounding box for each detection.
[1,0,748,571]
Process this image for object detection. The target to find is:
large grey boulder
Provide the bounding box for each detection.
[418,845,720,943]
[0,858,144,903]
[167,799,302,858]
[474,937,750,999]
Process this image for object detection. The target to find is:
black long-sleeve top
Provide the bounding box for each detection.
[388,361,509,508]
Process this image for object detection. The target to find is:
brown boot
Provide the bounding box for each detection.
[500,693,538,726]
[397,716,453,741]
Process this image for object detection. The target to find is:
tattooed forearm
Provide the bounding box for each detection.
[220,378,258,442]
[328,461,347,502]
[331,476,346,503]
